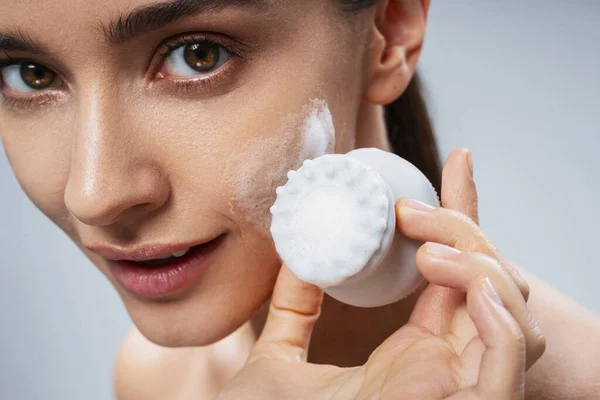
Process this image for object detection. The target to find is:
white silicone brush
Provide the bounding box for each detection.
[270,148,439,307]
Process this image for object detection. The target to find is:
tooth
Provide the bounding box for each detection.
[172,248,190,258]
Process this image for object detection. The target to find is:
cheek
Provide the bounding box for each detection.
[0,119,72,230]
[221,99,335,236]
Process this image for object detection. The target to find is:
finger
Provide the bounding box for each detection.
[468,279,526,399]
[441,148,479,224]
[396,149,478,334]
[248,264,324,364]
[404,149,483,335]
[406,149,479,334]
[396,199,530,302]
[415,243,546,369]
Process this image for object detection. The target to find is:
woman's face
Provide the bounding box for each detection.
[0,0,373,346]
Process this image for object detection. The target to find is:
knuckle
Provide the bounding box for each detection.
[519,280,531,302]
[448,207,478,230]
[477,255,528,300]
[436,206,535,302]
[510,329,527,353]
[525,308,540,334]
[531,333,547,362]
[448,210,487,250]
[431,208,476,245]
[513,323,527,346]
[471,253,505,281]
[503,262,531,301]
[524,309,547,355]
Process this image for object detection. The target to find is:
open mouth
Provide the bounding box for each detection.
[109,234,225,298]
[132,243,205,267]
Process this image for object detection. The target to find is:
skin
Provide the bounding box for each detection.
[218,248,532,399]
[0,0,598,399]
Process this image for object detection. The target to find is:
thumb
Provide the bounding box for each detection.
[248,264,324,364]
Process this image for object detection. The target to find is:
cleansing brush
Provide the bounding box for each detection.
[270,148,439,307]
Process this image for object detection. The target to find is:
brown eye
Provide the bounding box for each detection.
[161,39,232,78]
[20,62,57,90]
[183,42,221,72]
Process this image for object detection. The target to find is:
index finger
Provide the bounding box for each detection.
[248,264,324,364]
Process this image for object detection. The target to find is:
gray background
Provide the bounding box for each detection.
[1,1,598,399]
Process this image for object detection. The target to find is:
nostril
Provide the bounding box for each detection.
[67,200,154,227]
[65,194,126,226]
[67,205,122,227]
[65,188,170,227]
[132,203,155,214]
[64,159,171,227]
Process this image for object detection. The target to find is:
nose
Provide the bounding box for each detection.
[64,93,170,227]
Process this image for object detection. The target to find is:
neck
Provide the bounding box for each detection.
[354,103,390,151]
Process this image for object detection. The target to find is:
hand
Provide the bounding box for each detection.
[217,264,530,399]
[396,148,546,371]
[217,148,545,400]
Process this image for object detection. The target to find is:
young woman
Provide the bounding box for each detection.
[0,0,598,398]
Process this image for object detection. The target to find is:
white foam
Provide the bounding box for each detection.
[224,99,335,236]
[299,99,335,161]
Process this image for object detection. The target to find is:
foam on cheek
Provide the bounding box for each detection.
[225,99,335,236]
[299,99,335,160]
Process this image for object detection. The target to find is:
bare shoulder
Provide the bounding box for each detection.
[113,328,215,400]
[519,267,600,399]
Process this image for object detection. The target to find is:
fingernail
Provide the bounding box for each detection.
[465,149,474,178]
[483,277,504,307]
[403,198,436,212]
[425,242,461,256]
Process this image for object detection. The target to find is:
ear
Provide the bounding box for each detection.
[364,0,430,105]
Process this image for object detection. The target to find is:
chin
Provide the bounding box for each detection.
[134,317,248,348]
[118,266,277,348]
[91,226,281,347]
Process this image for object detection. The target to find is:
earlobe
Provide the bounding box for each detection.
[364,0,429,105]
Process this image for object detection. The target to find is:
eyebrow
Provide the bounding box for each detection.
[0,0,264,55]
[101,0,265,45]
[0,29,46,55]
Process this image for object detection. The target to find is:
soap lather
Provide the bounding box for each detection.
[269,148,440,308]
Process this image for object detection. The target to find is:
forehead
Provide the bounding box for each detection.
[1,0,268,17]
[0,0,340,53]
[0,0,300,63]
[0,0,265,32]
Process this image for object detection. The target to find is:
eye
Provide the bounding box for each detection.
[160,40,232,78]
[0,61,61,94]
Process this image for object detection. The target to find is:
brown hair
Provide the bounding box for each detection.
[386,74,442,193]
[341,0,442,193]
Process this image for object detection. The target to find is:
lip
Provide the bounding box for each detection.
[92,234,225,299]
[88,237,219,262]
